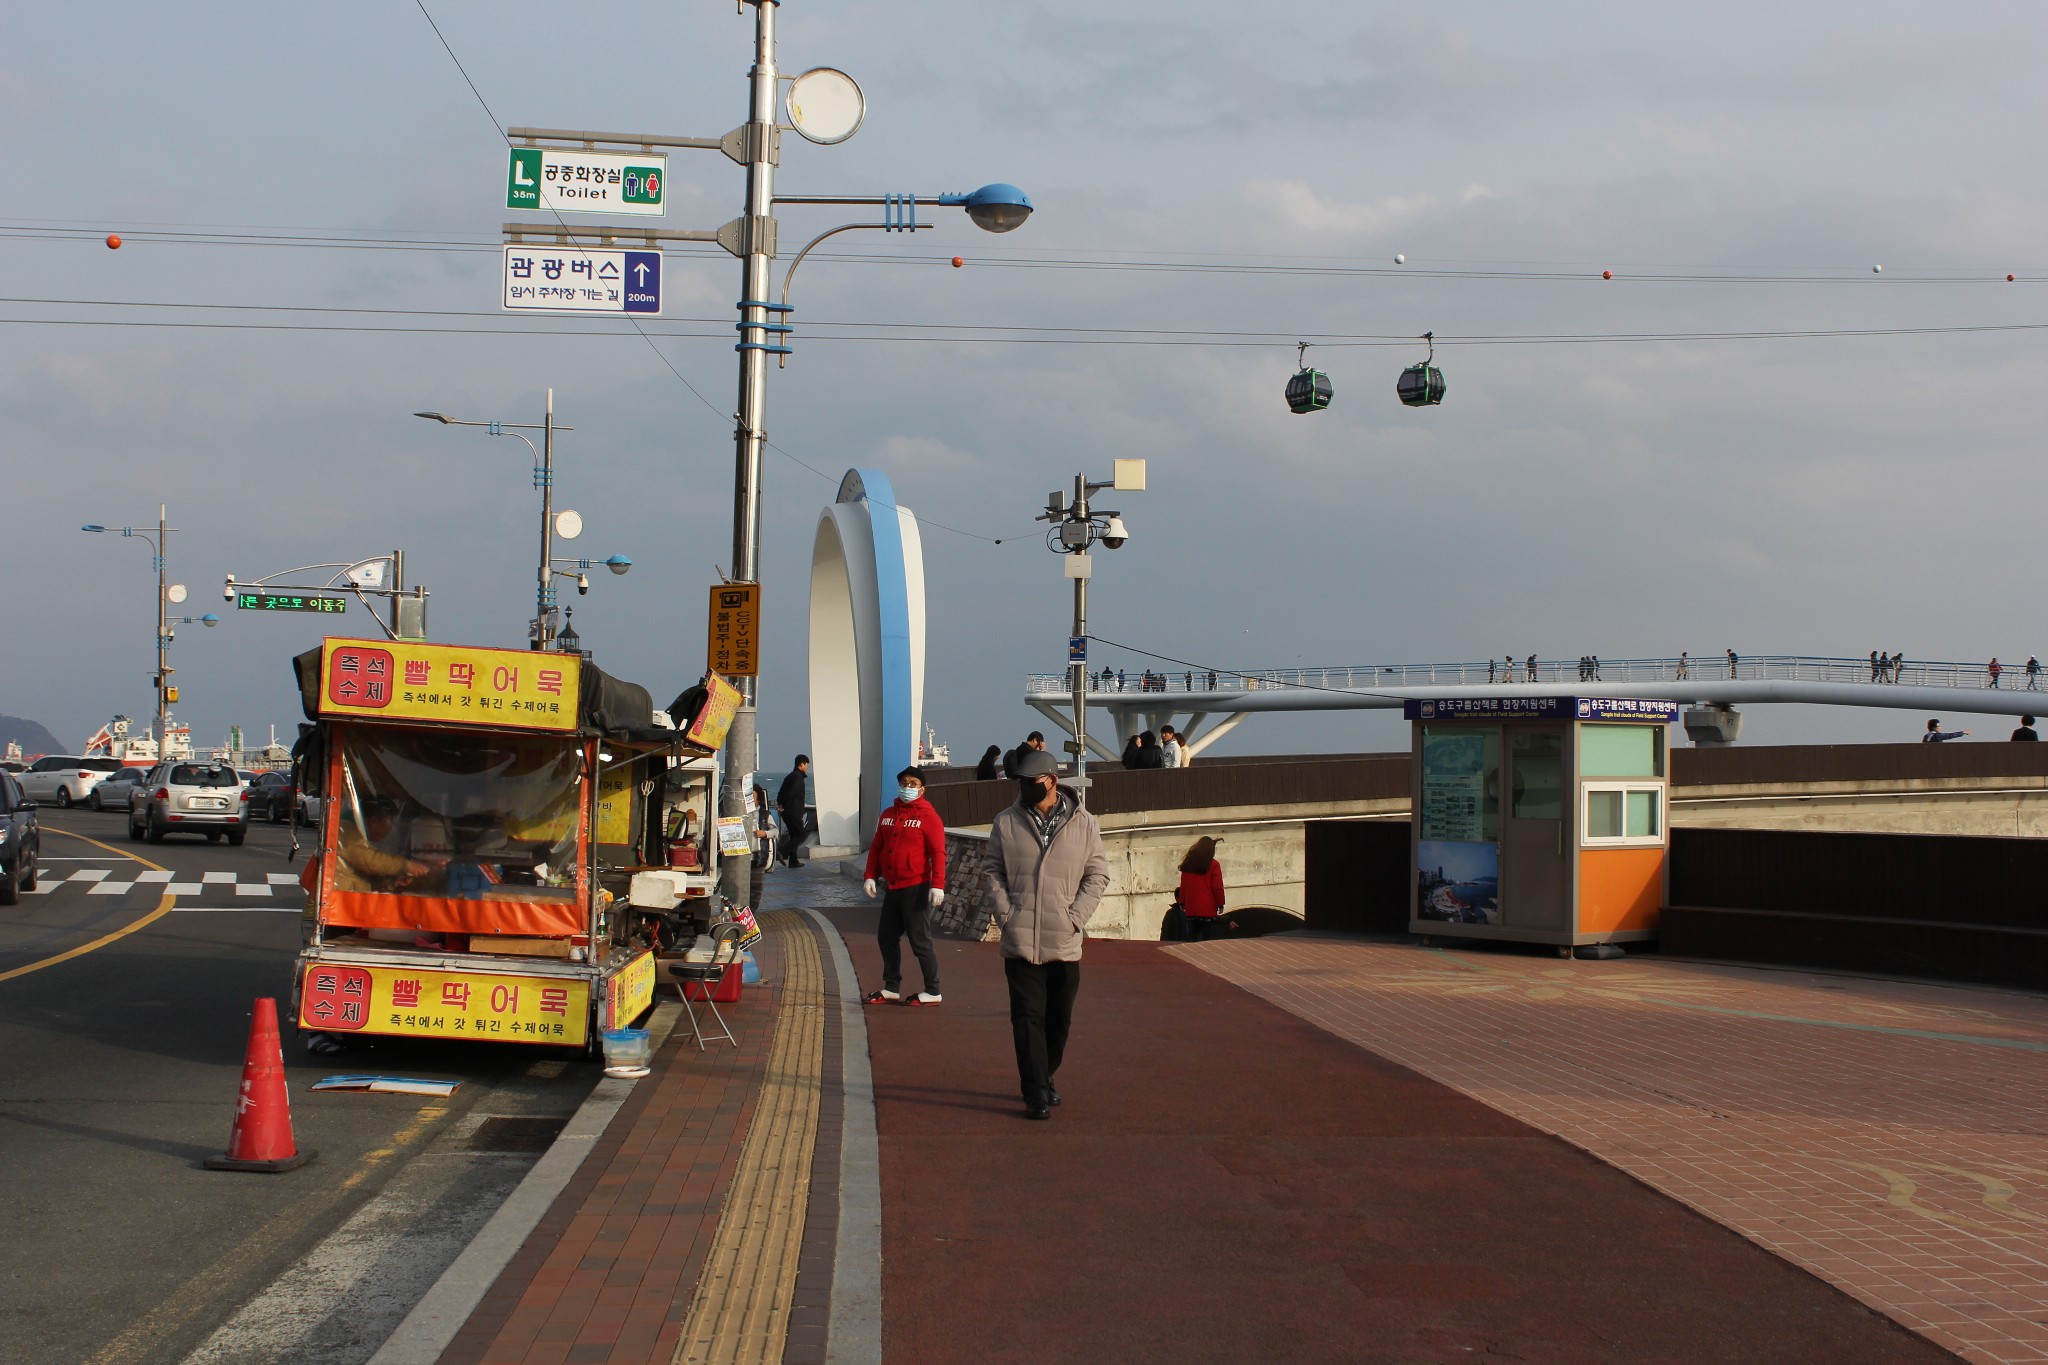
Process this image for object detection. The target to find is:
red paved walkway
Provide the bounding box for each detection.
[827,910,1955,1364]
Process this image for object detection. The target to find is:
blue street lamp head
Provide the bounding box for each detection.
[954,184,1033,233]
[81,524,106,532]
[605,555,633,576]
[199,613,220,627]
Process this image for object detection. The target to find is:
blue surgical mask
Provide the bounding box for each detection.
[899,786,921,803]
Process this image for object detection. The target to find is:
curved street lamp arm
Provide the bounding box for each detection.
[781,220,924,309]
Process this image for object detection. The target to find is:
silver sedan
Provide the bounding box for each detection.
[87,767,150,811]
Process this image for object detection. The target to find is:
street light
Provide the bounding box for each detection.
[415,394,629,649]
[82,506,191,755]
[1035,460,1148,800]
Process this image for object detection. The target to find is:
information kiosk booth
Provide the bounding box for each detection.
[1404,696,1677,954]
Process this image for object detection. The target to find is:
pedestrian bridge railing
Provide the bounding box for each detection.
[1025,654,2038,697]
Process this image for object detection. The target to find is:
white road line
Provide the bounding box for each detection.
[87,882,138,896]
[37,856,112,862]
[266,873,302,884]
[170,907,300,914]
[167,883,203,896]
[135,870,174,883]
[201,871,236,884]
[70,869,112,882]
[232,883,273,897]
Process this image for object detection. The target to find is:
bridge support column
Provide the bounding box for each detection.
[1683,704,1744,747]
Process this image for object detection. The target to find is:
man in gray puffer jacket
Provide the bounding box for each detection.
[986,748,1110,1120]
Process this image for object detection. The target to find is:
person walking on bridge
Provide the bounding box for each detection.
[863,767,947,1006]
[986,749,1109,1121]
[1989,658,2003,689]
[1923,718,1971,743]
[2027,657,2040,690]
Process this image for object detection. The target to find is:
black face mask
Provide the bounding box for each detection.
[1017,778,1053,805]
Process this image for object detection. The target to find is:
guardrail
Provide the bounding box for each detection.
[1027,654,2040,696]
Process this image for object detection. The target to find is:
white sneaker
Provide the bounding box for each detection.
[905,992,943,1007]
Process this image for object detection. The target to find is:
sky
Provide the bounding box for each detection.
[4,1,2045,766]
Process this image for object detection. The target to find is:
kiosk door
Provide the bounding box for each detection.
[1504,728,1567,931]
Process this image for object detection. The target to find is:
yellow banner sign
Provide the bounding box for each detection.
[603,949,657,1031]
[707,582,760,677]
[318,638,581,731]
[684,672,743,752]
[299,960,590,1045]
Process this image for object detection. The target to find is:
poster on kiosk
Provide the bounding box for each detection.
[1404,696,1677,955]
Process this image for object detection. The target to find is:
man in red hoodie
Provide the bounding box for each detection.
[862,766,948,1005]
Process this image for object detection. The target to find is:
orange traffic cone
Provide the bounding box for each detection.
[205,997,317,1173]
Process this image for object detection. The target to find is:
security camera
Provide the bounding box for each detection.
[1100,515,1130,549]
[223,575,236,601]
[577,573,590,596]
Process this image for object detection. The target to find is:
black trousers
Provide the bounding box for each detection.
[877,885,939,994]
[1004,957,1081,1102]
[777,810,805,864]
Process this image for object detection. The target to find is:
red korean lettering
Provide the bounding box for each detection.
[392,979,422,1008]
[537,669,564,696]
[404,660,430,685]
[489,984,520,1014]
[539,987,569,1016]
[492,665,519,693]
[448,663,475,690]
[441,981,471,1011]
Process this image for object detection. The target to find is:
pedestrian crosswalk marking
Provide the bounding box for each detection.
[25,867,302,898]
[135,870,174,883]
[202,871,236,884]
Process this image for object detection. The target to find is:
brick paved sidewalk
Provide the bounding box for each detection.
[1174,936,2048,1365]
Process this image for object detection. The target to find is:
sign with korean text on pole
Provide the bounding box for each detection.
[707,582,760,677]
[503,245,660,315]
[317,638,581,731]
[506,147,666,216]
[237,592,347,614]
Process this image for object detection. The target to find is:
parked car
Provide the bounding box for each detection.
[88,767,149,811]
[18,755,123,808]
[129,760,249,845]
[241,771,295,823]
[0,770,39,904]
[296,790,324,828]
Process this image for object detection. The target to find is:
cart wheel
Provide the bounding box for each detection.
[1556,945,1572,958]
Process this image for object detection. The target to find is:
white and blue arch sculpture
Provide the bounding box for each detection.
[809,469,925,852]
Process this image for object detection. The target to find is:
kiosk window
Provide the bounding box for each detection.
[1582,783,1662,846]
[1419,724,1499,842]
[1580,725,1663,778]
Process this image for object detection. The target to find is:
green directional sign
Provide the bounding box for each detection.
[237,593,347,614]
[507,148,543,210]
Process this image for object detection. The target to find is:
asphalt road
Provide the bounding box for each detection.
[0,807,606,1365]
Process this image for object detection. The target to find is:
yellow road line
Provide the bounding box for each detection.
[0,827,177,984]
[675,910,826,1365]
[82,1104,452,1365]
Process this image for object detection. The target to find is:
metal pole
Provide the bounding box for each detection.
[539,388,556,647]
[156,503,168,754]
[392,549,405,638]
[721,0,778,910]
[1069,474,1089,799]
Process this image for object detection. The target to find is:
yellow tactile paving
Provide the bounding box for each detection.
[674,910,826,1365]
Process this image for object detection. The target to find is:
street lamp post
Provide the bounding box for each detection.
[82,505,184,753]
[1035,462,1147,799]
[496,4,1032,909]
[417,394,629,648]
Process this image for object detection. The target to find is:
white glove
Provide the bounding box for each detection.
[863,878,877,898]
[928,888,945,908]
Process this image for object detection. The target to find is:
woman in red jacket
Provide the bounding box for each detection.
[1177,836,1226,941]
[862,767,948,1005]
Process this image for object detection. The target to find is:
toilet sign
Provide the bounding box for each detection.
[507,147,666,216]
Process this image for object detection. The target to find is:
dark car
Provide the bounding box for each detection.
[0,770,40,904]
[242,770,295,823]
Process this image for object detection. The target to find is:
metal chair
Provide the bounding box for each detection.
[671,920,744,1049]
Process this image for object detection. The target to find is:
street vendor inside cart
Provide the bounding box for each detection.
[336,798,442,893]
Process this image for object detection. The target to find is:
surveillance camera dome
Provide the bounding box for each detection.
[1101,515,1130,549]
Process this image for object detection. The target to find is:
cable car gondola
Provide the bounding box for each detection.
[1285,341,1332,414]
[1397,332,1446,407]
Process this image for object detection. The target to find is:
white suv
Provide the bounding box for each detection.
[18,756,123,808]
[129,761,249,845]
